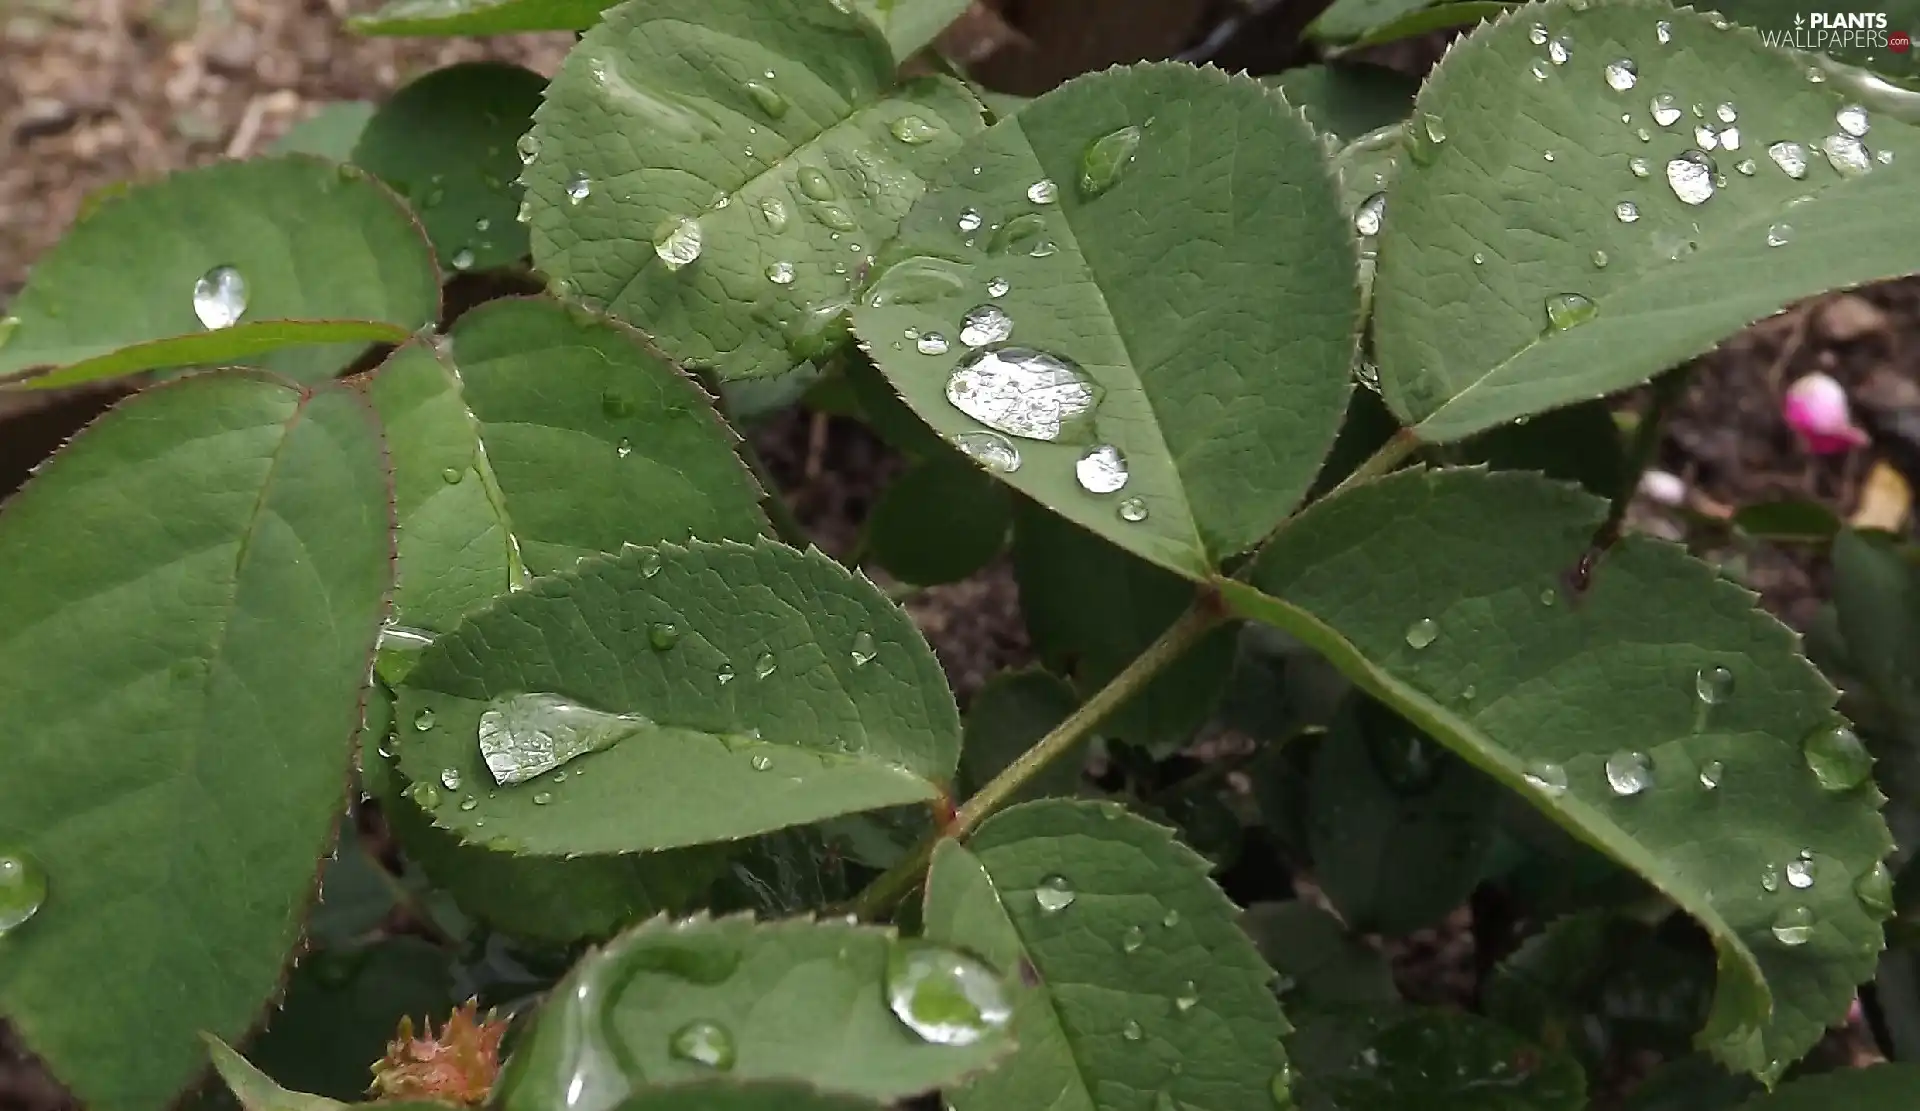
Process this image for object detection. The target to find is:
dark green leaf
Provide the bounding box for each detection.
[957,668,1080,801]
[202,1037,348,1111]
[1832,527,1920,729]
[0,374,393,1111]
[307,828,402,947]
[1731,1063,1920,1108]
[1461,399,1627,500]
[1308,0,1431,41]
[1306,1010,1586,1111]
[1238,901,1400,1009]
[865,457,1010,585]
[1616,1055,1758,1111]
[1734,499,1843,543]
[1268,63,1420,143]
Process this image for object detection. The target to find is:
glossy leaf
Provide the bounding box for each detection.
[524,0,984,380]
[923,799,1294,1111]
[852,62,1358,578]
[0,374,393,1111]
[1309,0,1434,41]
[1222,466,1893,1080]
[865,456,1010,585]
[350,0,613,35]
[491,913,1014,1107]
[957,668,1080,801]
[1348,1,1515,47]
[1372,0,1920,441]
[0,157,438,388]
[396,539,960,854]
[354,61,547,272]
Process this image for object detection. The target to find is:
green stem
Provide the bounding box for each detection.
[1324,426,1422,503]
[1604,366,1692,540]
[847,600,1227,918]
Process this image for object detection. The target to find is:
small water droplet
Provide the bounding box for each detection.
[641,552,663,578]
[616,437,633,459]
[1524,762,1568,797]
[1121,925,1145,952]
[1719,126,1742,150]
[1175,981,1199,1011]
[1656,19,1672,42]
[439,767,463,792]
[1820,133,1872,177]
[567,173,591,204]
[812,203,858,232]
[441,466,464,484]
[1762,863,1781,892]
[749,753,772,771]
[450,246,478,271]
[1804,724,1873,790]
[1118,497,1149,522]
[1714,102,1737,125]
[1856,862,1895,917]
[1605,750,1653,796]
[957,207,984,232]
[532,790,553,805]
[411,782,443,809]
[1548,35,1572,63]
[1771,905,1814,946]
[1699,759,1725,789]
[1877,149,1895,165]
[1766,223,1793,248]
[987,276,1011,297]
[754,652,777,679]
[669,1019,737,1070]
[758,196,790,232]
[1122,1019,1144,1041]
[1545,292,1598,331]
[884,942,1013,1047]
[959,304,1015,347]
[414,707,436,731]
[1529,23,1548,44]
[460,796,478,811]
[0,850,48,935]
[1540,588,1557,606]
[1404,618,1438,649]
[1837,104,1870,137]
[192,265,248,330]
[1695,665,1734,704]
[1075,444,1129,494]
[1666,149,1716,204]
[889,115,940,144]
[474,216,492,233]
[1694,124,1719,150]
[1590,249,1609,269]
[515,132,539,164]
[1035,875,1076,913]
[1543,150,1556,162]
[1651,93,1681,127]
[798,167,837,201]
[1027,179,1059,205]
[516,199,533,224]
[1768,140,1810,179]
[953,430,1022,473]
[1605,58,1638,91]
[1472,252,1486,265]
[1354,191,1386,237]
[1530,59,1551,81]
[1162,909,1181,928]
[1080,125,1143,198]
[648,622,680,651]
[766,260,796,285]
[1636,126,1653,142]
[1615,200,1640,223]
[1736,158,1756,175]
[851,631,878,667]
[718,662,736,684]
[917,333,950,356]
[1787,850,1815,889]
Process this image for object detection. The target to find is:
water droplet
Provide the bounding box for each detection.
[1122,1019,1144,1041]
[439,767,463,792]
[650,216,704,271]
[889,115,940,144]
[1695,665,1734,704]
[516,199,533,224]
[477,692,652,786]
[1543,150,1556,162]
[1175,981,1200,1011]
[754,652,777,679]
[1636,126,1653,142]
[1540,588,1557,606]
[1473,252,1486,265]
[414,707,436,731]
[990,213,1047,255]
[1404,618,1438,649]
[1877,149,1895,165]
[460,797,478,811]
[1121,925,1145,952]
[851,631,878,667]
[1530,60,1551,81]
[884,942,1013,1047]
[474,216,492,233]
[1545,292,1598,331]
[411,781,443,809]
[743,80,787,119]
[1694,124,1719,150]
[1651,93,1682,127]
[1699,759,1725,789]
[1787,851,1815,889]
[1736,158,1756,175]
[1529,23,1548,44]
[953,430,1022,473]
[1720,127,1742,150]
[1035,875,1076,913]
[1808,65,1827,82]
[749,753,772,771]
[766,260,796,285]
[641,552,663,578]
[1590,250,1609,269]
[616,438,633,459]
[945,346,1100,442]
[1524,762,1568,797]
[1615,200,1640,223]
[866,255,969,308]
[1605,750,1653,796]
[669,1019,736,1070]
[1762,863,1781,892]
[1118,497,1149,522]
[1769,140,1810,179]
[1548,35,1572,64]
[532,790,553,805]
[0,316,17,350]
[192,265,248,330]
[1820,133,1872,177]
[1837,104,1870,137]
[1666,150,1716,204]
[959,304,1015,347]
[450,247,476,271]
[1354,191,1386,237]
[1027,179,1059,205]
[812,203,858,232]
[1656,19,1672,42]
[987,276,1010,298]
[1716,102,1738,124]
[1605,59,1638,91]
[1771,905,1814,945]
[1080,125,1142,198]
[1030,239,1058,258]
[758,196,790,232]
[1075,444,1129,494]
[567,173,591,204]
[1765,222,1793,248]
[648,622,680,651]
[917,333,951,356]
[1804,724,1873,791]
[0,850,48,934]
[1856,862,1895,917]
[957,207,984,232]
[798,167,837,201]
[516,132,539,164]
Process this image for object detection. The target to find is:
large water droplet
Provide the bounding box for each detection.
[957,207,984,232]
[1035,875,1076,913]
[1615,200,1640,223]
[1079,125,1144,198]
[953,430,1022,473]
[1524,762,1568,797]
[1354,191,1386,238]
[1651,93,1682,127]
[1666,150,1716,204]
[1803,724,1873,791]
[1027,179,1059,205]
[668,1019,737,1070]
[917,333,950,356]
[1605,750,1653,796]
[1820,133,1872,177]
[1768,140,1810,179]
[1837,103,1870,137]
[758,196,790,232]
[798,167,837,201]
[1545,293,1598,331]
[1699,759,1725,789]
[866,255,969,308]
[1605,59,1638,91]
[884,942,1013,1047]
[192,265,248,330]
[567,173,591,204]
[889,115,940,144]
[1117,496,1149,522]
[1075,444,1129,494]
[1404,618,1438,649]
[477,692,652,786]
[1771,905,1814,946]
[959,304,1014,347]
[1694,665,1734,704]
[946,346,1100,442]
[1787,850,1815,889]
[851,631,878,667]
[651,217,703,270]
[1856,862,1895,917]
[0,849,48,935]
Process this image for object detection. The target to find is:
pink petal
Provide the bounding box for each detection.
[1785,373,1868,454]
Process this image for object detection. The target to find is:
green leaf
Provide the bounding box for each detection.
[1308,696,1498,934]
[1346,1,1515,47]
[1011,500,1235,756]
[354,62,546,273]
[1460,398,1627,500]
[396,539,959,854]
[1617,1055,1758,1111]
[1731,1063,1920,1108]
[853,0,972,60]
[612,1080,889,1111]
[1238,901,1401,1009]
[1372,0,1920,442]
[0,374,394,1111]
[0,157,439,388]
[1221,466,1894,1080]
[307,828,402,946]
[957,668,1080,801]
[492,913,1014,1107]
[865,456,1010,585]
[852,62,1358,578]
[1269,63,1420,143]
[1733,498,1842,542]
[1302,1009,1586,1110]
[270,102,376,160]
[524,0,985,380]
[202,1037,348,1111]
[923,799,1294,1111]
[1832,527,1920,730]
[1308,0,1431,42]
[350,0,613,35]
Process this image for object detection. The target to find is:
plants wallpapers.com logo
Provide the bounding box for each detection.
[1755,12,1912,52]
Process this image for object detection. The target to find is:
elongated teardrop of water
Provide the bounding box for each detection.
[478,692,653,786]
[375,623,435,686]
[1079,125,1142,198]
[1353,192,1386,237]
[653,216,703,270]
[866,256,969,307]
[953,430,1022,473]
[946,347,1101,442]
[668,1019,737,1070]
[1804,724,1872,790]
[990,213,1047,255]
[798,167,837,201]
[884,942,1013,1047]
[0,848,48,935]
[1821,133,1872,177]
[758,196,790,232]
[193,265,248,330]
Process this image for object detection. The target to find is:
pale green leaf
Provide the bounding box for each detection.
[270,102,375,160]
[853,0,971,60]
[923,799,1293,1111]
[1221,466,1893,1080]
[354,62,547,272]
[524,0,984,380]
[0,157,439,387]
[1731,1063,1920,1108]
[396,539,959,854]
[350,0,612,35]
[0,374,394,1111]
[491,913,1014,1107]
[1309,0,1429,41]
[852,63,1358,578]
[1373,0,1920,441]
[1347,1,1515,47]
[202,1037,346,1111]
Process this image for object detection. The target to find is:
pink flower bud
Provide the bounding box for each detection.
[1784,372,1869,455]
[1637,469,1687,507]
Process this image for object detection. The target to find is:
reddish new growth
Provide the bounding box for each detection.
[369,999,507,1106]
